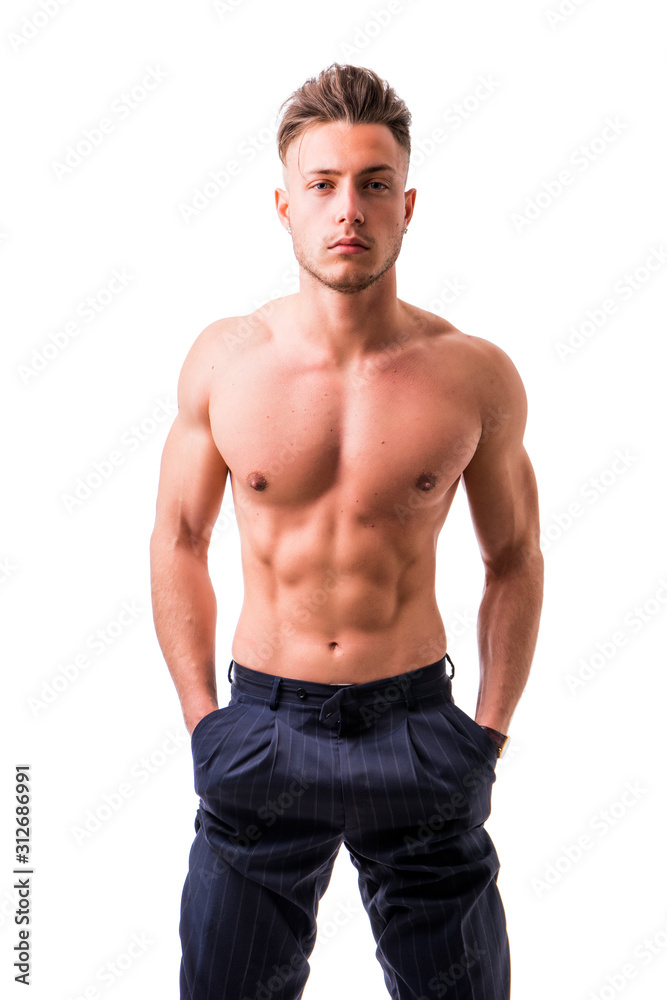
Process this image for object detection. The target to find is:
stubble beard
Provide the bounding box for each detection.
[291,231,405,295]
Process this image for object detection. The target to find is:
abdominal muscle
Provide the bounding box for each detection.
[229,501,449,684]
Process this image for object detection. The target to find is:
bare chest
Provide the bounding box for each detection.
[209,348,481,521]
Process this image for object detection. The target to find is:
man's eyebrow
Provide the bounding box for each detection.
[303,164,397,177]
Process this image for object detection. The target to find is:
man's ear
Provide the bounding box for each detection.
[275,187,290,231]
[404,186,417,228]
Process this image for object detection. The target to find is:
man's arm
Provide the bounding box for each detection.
[150,325,229,735]
[460,340,544,735]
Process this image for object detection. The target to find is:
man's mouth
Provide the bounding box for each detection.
[329,237,369,254]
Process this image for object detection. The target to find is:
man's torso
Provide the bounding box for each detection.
[203,295,494,683]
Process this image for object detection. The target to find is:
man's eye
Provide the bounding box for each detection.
[311,181,387,191]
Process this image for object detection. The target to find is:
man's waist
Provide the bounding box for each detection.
[228,654,454,707]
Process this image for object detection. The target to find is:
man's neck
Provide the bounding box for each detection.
[293,268,407,364]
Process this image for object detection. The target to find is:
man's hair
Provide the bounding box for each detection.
[277,63,412,172]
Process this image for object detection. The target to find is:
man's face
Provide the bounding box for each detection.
[277,122,415,295]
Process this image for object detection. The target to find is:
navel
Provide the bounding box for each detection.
[247,471,268,491]
[416,472,437,492]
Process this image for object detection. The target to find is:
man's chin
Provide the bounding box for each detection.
[302,262,391,295]
[326,275,386,295]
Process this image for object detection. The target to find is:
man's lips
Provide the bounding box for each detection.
[329,238,369,254]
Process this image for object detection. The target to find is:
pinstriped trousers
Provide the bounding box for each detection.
[180,655,510,1000]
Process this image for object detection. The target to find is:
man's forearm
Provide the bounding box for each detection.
[150,535,219,734]
[474,550,544,733]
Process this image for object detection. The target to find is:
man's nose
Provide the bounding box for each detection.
[335,183,364,226]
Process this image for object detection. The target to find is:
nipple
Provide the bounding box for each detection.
[416,473,437,492]
[248,471,268,491]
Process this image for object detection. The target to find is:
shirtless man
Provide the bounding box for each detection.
[150,64,543,1000]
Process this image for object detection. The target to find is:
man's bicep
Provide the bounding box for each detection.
[153,411,229,549]
[462,442,540,571]
[153,326,230,549]
[461,346,540,569]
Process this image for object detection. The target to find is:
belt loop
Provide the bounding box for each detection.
[445,653,456,679]
[269,675,282,710]
[228,660,234,684]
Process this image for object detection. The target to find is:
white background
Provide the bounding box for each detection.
[2,0,666,997]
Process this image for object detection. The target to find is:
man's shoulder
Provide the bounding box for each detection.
[182,297,294,374]
[403,301,518,376]
[194,302,282,353]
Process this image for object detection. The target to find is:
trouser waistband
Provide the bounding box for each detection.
[226,653,456,718]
